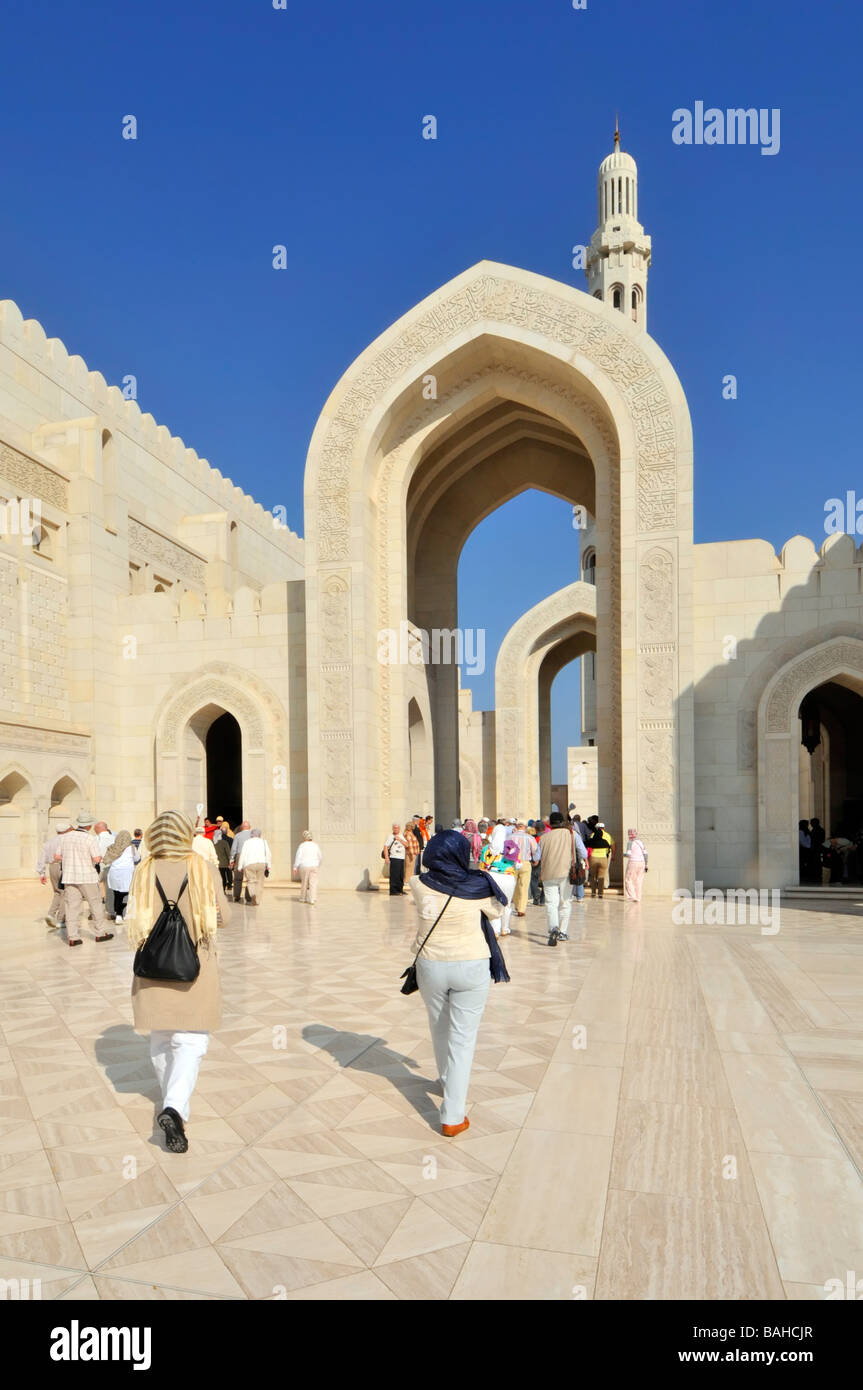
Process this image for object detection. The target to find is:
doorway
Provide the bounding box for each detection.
[205,711,243,828]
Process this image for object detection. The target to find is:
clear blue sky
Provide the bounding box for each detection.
[1,0,856,783]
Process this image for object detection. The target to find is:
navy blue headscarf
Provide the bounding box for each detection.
[420,830,507,903]
[419,831,510,983]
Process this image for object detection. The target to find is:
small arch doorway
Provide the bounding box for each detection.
[206,711,243,828]
[798,678,863,883]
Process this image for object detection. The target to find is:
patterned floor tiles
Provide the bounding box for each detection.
[1,882,861,1300]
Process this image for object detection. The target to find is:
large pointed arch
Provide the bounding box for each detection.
[304,260,694,893]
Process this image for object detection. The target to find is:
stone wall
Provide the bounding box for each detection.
[0,299,306,879]
[693,532,863,887]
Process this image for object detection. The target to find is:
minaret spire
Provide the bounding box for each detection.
[585,125,652,331]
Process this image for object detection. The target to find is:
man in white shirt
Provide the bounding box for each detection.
[293,831,322,904]
[237,828,272,905]
[230,821,252,903]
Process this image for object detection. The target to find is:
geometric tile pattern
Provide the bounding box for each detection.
[1,883,861,1300]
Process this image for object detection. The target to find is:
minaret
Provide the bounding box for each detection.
[586,122,651,330]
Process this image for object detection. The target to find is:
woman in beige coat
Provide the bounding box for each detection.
[126,810,230,1153]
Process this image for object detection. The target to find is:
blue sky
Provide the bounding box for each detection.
[1,0,856,783]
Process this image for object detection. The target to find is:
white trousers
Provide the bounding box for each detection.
[149,1030,209,1122]
[416,958,490,1125]
[299,866,319,902]
[543,877,573,935]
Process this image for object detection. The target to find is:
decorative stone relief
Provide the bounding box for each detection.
[320,575,351,663]
[639,725,675,827]
[318,572,355,831]
[321,737,353,829]
[640,648,675,712]
[320,668,351,732]
[766,640,863,733]
[128,518,206,587]
[638,547,677,832]
[639,549,674,641]
[0,722,89,752]
[156,662,289,758]
[160,680,264,752]
[738,709,757,772]
[0,442,68,511]
[316,273,678,562]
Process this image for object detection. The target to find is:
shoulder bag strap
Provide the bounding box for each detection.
[412,894,453,965]
[154,874,188,910]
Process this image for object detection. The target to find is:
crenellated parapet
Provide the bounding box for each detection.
[0,298,303,556]
[117,580,294,622]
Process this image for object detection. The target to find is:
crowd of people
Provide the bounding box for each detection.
[384,811,649,946]
[798,817,863,885]
[35,811,284,939]
[32,802,651,1155]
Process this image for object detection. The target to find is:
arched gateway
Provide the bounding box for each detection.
[304,262,694,893]
[494,580,597,816]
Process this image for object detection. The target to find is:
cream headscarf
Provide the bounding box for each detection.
[102,829,132,870]
[126,810,219,948]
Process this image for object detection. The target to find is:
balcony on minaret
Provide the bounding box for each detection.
[584,124,651,329]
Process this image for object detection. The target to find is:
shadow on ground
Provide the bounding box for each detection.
[302,1023,442,1128]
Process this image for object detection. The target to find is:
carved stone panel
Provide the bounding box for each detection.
[314,273,678,562]
[639,549,675,642]
[0,443,69,511]
[766,640,863,733]
[128,518,206,588]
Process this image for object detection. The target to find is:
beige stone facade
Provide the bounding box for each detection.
[1,252,860,894]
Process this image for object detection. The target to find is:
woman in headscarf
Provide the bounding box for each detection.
[102,830,140,924]
[409,830,509,1138]
[462,818,483,868]
[126,810,230,1153]
[623,828,648,901]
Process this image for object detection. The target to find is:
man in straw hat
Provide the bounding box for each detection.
[59,814,113,946]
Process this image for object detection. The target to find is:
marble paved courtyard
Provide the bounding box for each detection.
[0,881,862,1301]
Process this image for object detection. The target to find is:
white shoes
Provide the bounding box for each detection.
[115,914,124,925]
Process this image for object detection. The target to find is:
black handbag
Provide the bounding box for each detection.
[400,895,452,995]
[132,875,200,983]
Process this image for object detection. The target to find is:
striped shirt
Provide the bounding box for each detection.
[60,831,102,884]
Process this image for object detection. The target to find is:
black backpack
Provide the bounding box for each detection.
[132,876,200,982]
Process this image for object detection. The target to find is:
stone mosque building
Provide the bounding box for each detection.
[2,131,862,895]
